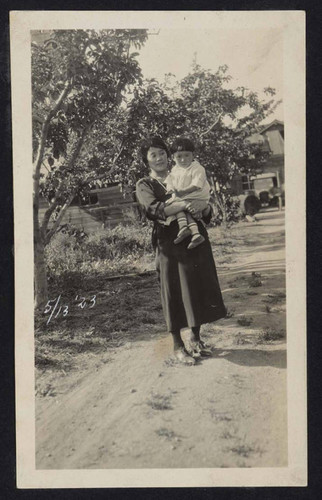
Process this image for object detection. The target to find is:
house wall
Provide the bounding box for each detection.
[38,185,138,234]
[230,122,285,196]
[264,128,284,156]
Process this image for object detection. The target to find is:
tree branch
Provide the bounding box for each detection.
[200,112,223,138]
[40,124,90,238]
[44,191,76,245]
[40,196,60,240]
[33,79,72,225]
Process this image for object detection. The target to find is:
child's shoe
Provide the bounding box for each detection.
[174,227,191,244]
[188,234,205,249]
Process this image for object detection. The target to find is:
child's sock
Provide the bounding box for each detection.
[187,215,205,249]
[188,220,201,240]
[177,211,188,234]
[174,212,191,244]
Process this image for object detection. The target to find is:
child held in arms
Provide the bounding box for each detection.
[165,137,210,249]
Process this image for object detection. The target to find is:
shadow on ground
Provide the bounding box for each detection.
[213,348,286,369]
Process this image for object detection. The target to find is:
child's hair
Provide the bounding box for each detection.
[170,137,195,154]
[140,136,170,166]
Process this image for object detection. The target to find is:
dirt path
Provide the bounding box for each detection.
[36,209,287,469]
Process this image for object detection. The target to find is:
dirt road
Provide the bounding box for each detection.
[36,210,287,469]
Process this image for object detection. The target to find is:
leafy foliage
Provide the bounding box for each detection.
[114,64,280,191]
[33,29,148,225]
[32,30,281,305]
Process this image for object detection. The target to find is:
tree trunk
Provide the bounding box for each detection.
[34,210,48,310]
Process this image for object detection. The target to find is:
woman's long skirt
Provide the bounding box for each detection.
[155,220,226,332]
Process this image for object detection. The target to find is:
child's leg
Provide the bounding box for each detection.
[176,211,188,231]
[186,213,205,249]
[174,211,191,244]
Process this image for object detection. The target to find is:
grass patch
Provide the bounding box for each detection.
[257,327,286,342]
[155,428,179,440]
[262,292,286,304]
[147,392,173,411]
[248,272,262,287]
[228,442,263,458]
[35,274,164,379]
[45,223,154,290]
[225,309,235,319]
[237,316,253,327]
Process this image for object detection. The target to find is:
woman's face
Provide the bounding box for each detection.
[146,147,168,174]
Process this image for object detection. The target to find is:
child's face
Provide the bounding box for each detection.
[173,150,193,169]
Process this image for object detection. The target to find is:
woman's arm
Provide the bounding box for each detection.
[136,179,188,221]
[186,200,213,223]
[164,200,188,216]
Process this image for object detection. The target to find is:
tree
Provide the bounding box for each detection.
[111,64,280,203]
[32,29,148,308]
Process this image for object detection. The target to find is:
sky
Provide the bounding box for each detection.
[137,27,284,122]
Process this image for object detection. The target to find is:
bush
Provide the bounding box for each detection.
[45,230,84,278]
[45,221,154,287]
[211,194,241,226]
[83,225,152,261]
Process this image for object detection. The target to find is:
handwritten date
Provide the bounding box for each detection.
[44,294,96,325]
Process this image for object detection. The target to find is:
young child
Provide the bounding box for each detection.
[165,137,210,250]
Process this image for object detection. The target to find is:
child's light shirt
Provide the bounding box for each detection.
[166,160,210,202]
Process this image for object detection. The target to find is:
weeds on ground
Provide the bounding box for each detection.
[221,430,235,440]
[35,274,164,379]
[257,327,286,343]
[147,392,173,411]
[235,332,254,345]
[209,409,233,421]
[237,316,253,327]
[248,272,262,287]
[228,442,264,458]
[45,223,154,290]
[155,428,180,441]
[262,292,286,304]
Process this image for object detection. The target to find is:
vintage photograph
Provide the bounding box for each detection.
[12,11,306,487]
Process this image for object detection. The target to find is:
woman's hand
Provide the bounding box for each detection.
[186,200,209,220]
[164,200,189,217]
[202,204,211,217]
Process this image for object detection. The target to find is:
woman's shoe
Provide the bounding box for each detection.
[188,234,205,249]
[173,347,196,365]
[189,340,213,357]
[174,228,191,244]
[185,343,202,359]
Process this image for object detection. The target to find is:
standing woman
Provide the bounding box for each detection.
[136,136,226,365]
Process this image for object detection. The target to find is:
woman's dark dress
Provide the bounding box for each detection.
[136,177,226,332]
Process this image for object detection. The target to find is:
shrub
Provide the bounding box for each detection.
[45,221,154,287]
[83,225,152,261]
[211,194,241,226]
[237,316,253,326]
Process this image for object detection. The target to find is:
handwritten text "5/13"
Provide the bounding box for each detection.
[44,295,96,325]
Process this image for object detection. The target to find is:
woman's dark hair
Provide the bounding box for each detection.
[170,137,195,154]
[140,136,170,166]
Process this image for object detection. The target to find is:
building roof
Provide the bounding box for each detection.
[259,120,284,134]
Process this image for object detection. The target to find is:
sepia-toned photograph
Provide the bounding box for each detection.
[11,10,306,488]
